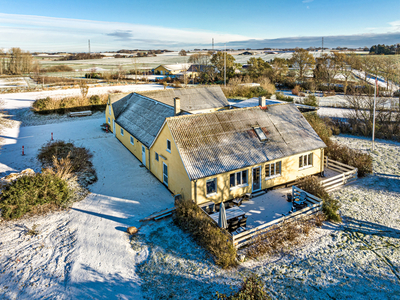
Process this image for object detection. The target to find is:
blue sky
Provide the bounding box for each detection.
[1,0,399,51]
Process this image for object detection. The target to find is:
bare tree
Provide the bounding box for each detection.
[333,52,353,94]
[79,80,89,98]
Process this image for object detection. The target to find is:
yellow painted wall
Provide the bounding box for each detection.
[194,148,324,205]
[150,123,192,199]
[114,122,150,167]
[105,97,115,132]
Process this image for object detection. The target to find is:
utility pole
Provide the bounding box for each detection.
[88,39,91,55]
[224,43,226,87]
[321,37,324,53]
[372,78,377,151]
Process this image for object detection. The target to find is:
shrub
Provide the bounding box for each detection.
[216,274,270,300]
[37,140,97,185]
[275,92,293,102]
[32,94,108,114]
[296,176,341,222]
[291,85,301,96]
[45,65,74,72]
[325,142,373,177]
[303,94,318,107]
[89,95,101,105]
[174,199,237,268]
[0,172,71,220]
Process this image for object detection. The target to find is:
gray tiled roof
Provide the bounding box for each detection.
[167,103,326,180]
[115,94,175,148]
[110,93,132,118]
[138,86,229,112]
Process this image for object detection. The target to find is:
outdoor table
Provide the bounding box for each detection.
[209,206,246,224]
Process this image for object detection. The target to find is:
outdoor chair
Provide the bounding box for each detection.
[238,217,247,228]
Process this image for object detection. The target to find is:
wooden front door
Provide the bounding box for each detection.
[252,166,261,192]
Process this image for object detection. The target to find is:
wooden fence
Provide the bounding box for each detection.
[232,186,322,249]
[322,157,357,192]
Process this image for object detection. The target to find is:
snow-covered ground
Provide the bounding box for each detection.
[0,117,174,299]
[0,83,164,110]
[1,86,399,299]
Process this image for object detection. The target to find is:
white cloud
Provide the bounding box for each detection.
[0,13,254,51]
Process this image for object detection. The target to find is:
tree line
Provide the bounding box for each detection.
[0,47,35,75]
[369,43,400,55]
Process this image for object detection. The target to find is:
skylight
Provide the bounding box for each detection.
[254,127,268,142]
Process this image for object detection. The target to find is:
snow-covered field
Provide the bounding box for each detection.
[0,87,399,299]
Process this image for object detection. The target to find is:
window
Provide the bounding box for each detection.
[120,128,124,136]
[206,178,217,196]
[230,170,248,188]
[166,139,171,153]
[265,161,282,178]
[254,127,268,142]
[130,136,134,145]
[109,106,111,115]
[155,152,159,161]
[299,153,313,169]
[108,117,111,124]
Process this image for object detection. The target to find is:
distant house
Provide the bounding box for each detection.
[106,87,326,204]
[239,51,256,55]
[153,64,191,76]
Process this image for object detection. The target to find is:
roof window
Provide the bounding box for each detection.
[254,127,268,142]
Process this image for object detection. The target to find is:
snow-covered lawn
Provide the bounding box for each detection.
[0,117,174,299]
[1,86,399,299]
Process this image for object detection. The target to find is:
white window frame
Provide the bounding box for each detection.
[155,152,159,161]
[130,136,134,145]
[229,170,248,190]
[299,153,313,169]
[163,162,168,186]
[120,128,124,136]
[109,105,111,115]
[108,117,111,124]
[265,161,282,179]
[206,178,217,197]
[166,139,171,153]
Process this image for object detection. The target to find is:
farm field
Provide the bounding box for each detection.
[0,85,399,299]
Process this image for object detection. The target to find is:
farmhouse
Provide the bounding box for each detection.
[153,63,191,76]
[106,87,326,205]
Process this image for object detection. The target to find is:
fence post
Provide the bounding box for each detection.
[325,156,328,168]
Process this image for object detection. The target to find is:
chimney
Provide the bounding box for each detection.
[174,97,181,115]
[259,96,266,107]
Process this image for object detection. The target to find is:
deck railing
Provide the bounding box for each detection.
[322,157,357,192]
[232,186,322,249]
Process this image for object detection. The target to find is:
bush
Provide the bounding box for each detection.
[304,113,373,177]
[325,142,373,177]
[0,172,71,220]
[45,65,74,72]
[216,274,270,300]
[37,140,97,185]
[303,94,318,107]
[291,85,301,96]
[89,95,101,105]
[32,94,108,114]
[174,199,237,268]
[296,176,341,222]
[275,92,293,102]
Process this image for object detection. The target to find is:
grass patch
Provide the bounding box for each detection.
[32,94,108,114]
[0,172,71,220]
[37,140,97,186]
[174,198,237,269]
[245,214,323,259]
[216,273,270,300]
[275,92,293,102]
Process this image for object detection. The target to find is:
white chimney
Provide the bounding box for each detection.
[259,96,266,107]
[174,97,181,115]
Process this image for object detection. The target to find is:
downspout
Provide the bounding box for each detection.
[320,148,324,176]
[148,147,151,172]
